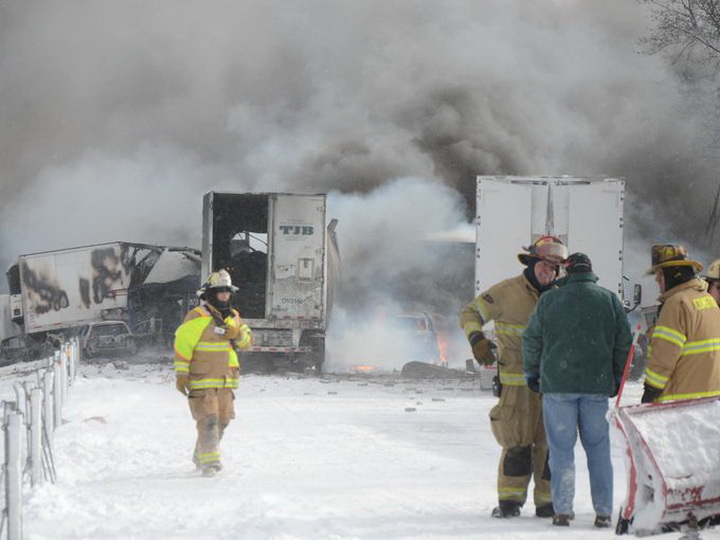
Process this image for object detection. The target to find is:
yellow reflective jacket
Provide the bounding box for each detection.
[460,274,539,387]
[645,278,720,402]
[173,304,253,391]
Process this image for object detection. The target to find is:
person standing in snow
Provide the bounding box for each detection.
[173,269,252,476]
[702,258,720,307]
[522,253,632,528]
[642,245,720,404]
[459,236,568,519]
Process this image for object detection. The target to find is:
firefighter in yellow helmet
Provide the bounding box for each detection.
[703,258,720,307]
[459,235,568,519]
[642,245,720,404]
[173,269,252,476]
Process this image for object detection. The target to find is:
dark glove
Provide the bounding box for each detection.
[176,375,189,395]
[610,377,621,398]
[641,383,662,404]
[468,331,496,366]
[526,375,540,393]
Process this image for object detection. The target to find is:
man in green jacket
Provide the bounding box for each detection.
[522,253,632,528]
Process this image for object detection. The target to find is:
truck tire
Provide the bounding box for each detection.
[311,336,325,374]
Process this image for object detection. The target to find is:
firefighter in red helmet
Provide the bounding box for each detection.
[460,235,568,519]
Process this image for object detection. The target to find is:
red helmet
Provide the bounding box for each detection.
[517,236,568,266]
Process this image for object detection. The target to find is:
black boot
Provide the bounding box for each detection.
[491,500,521,518]
[535,503,554,518]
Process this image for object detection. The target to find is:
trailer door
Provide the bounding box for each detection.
[561,180,624,296]
[476,178,533,297]
[268,194,326,320]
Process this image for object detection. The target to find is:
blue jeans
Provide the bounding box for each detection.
[542,393,613,516]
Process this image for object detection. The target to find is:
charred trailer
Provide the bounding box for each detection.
[6,242,201,348]
[202,192,338,373]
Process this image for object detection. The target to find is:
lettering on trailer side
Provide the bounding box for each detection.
[279,225,314,235]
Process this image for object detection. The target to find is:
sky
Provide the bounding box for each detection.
[16,356,719,540]
[1,0,719,338]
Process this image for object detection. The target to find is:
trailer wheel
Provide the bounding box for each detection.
[297,333,325,375]
[311,336,325,374]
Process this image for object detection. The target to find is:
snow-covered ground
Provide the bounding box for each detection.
[12,356,718,539]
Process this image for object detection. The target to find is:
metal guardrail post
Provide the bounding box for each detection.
[43,370,54,448]
[59,350,67,407]
[52,360,62,429]
[5,404,22,540]
[67,341,76,385]
[29,388,42,486]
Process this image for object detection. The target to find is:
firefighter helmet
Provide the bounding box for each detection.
[703,258,720,282]
[517,236,568,266]
[646,244,703,275]
[196,269,238,297]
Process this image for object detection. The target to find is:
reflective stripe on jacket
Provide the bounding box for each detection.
[460,274,539,385]
[645,278,720,402]
[173,305,253,390]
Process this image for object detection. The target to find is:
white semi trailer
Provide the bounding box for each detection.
[201,192,339,372]
[475,176,636,305]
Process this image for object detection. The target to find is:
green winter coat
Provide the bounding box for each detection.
[522,272,632,395]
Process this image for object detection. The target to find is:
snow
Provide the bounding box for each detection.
[12,357,720,539]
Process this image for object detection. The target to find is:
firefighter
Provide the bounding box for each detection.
[642,245,720,404]
[459,235,568,519]
[173,269,253,476]
[703,258,720,306]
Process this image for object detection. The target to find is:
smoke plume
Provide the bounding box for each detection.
[1,0,719,365]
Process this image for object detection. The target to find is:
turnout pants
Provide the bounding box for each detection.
[489,384,551,507]
[188,388,235,469]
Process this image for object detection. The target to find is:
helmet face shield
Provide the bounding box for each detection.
[212,286,234,294]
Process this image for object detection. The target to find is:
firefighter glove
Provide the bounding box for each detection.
[469,331,496,365]
[641,383,662,404]
[526,375,540,393]
[176,375,189,395]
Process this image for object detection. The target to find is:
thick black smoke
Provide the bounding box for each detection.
[1,1,719,363]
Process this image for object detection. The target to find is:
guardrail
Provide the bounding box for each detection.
[0,339,77,540]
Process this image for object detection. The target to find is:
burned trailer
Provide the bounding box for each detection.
[202,192,339,373]
[6,242,201,347]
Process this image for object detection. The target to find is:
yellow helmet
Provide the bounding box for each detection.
[517,235,568,266]
[646,244,703,275]
[704,258,720,282]
[196,269,238,297]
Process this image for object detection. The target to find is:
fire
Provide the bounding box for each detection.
[436,333,449,367]
[352,365,376,373]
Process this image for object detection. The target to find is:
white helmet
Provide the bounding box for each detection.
[704,259,720,282]
[197,269,238,297]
